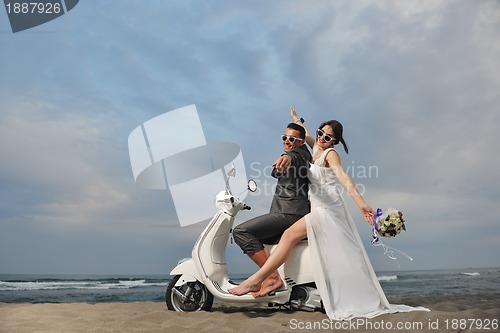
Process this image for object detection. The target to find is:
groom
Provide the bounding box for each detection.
[232,122,311,296]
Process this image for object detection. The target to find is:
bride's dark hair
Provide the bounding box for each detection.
[318,120,349,154]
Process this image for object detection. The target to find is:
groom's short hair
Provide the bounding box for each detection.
[286,123,306,139]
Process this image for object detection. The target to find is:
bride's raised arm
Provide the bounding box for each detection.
[290,106,315,149]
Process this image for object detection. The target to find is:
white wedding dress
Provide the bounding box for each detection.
[305,148,429,320]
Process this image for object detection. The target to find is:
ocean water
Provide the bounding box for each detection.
[0,267,499,304]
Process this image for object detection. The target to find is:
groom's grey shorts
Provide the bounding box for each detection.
[232,212,303,254]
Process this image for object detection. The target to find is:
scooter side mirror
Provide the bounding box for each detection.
[247,179,257,192]
[227,164,236,178]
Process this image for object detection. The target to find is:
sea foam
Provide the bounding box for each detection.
[378,275,398,281]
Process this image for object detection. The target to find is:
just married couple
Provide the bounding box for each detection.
[228,107,429,320]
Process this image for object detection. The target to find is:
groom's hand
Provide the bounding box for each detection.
[273,154,292,174]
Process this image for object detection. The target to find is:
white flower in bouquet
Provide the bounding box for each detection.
[375,208,406,238]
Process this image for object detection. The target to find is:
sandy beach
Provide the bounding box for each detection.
[0,294,498,333]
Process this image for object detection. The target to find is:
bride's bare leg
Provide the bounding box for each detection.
[228,218,307,296]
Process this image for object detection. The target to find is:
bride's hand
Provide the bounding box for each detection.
[290,106,298,121]
[360,206,375,225]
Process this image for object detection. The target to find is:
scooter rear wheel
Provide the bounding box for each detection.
[166,275,214,312]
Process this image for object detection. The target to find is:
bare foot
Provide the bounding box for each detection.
[252,274,284,297]
[228,278,261,296]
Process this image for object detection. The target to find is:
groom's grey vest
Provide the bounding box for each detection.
[270,145,311,216]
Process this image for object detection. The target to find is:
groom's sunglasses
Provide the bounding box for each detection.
[281,135,303,143]
[317,129,334,142]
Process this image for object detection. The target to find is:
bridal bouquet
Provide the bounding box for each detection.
[372,208,411,262]
[374,208,406,238]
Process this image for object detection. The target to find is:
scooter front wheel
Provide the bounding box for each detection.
[166,275,214,312]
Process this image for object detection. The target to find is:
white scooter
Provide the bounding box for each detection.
[166,166,323,312]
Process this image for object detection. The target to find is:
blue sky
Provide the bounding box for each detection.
[1,0,499,275]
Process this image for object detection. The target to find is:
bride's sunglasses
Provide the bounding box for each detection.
[316,129,334,142]
[281,135,303,143]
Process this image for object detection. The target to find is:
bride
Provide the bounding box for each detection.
[229,107,429,319]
